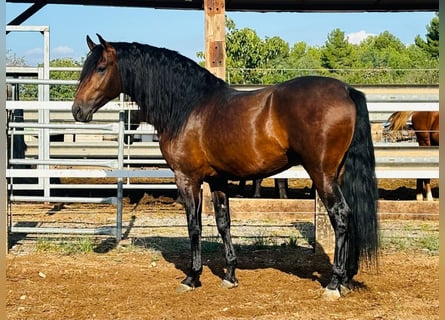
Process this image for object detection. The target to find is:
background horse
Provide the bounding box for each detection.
[72,35,378,299]
[237,178,288,198]
[385,111,439,201]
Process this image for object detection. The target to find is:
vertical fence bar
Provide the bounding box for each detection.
[37,68,51,198]
[42,29,51,198]
[116,100,125,242]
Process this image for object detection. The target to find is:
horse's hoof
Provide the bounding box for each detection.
[220,279,238,289]
[176,283,194,293]
[322,288,341,300]
[339,284,353,296]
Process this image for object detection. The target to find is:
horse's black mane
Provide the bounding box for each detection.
[82,41,229,138]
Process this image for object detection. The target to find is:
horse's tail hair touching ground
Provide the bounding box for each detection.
[341,87,379,271]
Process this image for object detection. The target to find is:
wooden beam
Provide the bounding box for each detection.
[7,1,47,30]
[204,0,226,80]
[202,0,226,214]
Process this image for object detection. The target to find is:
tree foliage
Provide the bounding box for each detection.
[321,28,354,70]
[48,58,82,101]
[224,14,439,85]
[225,17,291,84]
[415,12,439,59]
[7,57,82,101]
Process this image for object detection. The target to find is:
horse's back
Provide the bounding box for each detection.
[190,76,358,179]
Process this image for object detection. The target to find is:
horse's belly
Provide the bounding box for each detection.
[209,146,291,179]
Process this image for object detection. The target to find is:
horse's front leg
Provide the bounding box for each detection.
[175,174,203,292]
[210,180,238,288]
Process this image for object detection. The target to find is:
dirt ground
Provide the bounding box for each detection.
[6,179,439,319]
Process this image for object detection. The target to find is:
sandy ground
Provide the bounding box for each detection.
[6,178,439,319]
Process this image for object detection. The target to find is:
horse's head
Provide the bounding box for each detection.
[72,34,122,122]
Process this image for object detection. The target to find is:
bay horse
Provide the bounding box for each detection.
[72,35,378,298]
[385,111,439,201]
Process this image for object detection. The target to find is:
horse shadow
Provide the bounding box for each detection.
[91,218,367,290]
[122,235,335,288]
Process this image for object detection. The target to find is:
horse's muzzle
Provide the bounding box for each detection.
[72,103,93,122]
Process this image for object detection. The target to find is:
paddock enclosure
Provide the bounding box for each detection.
[4,17,439,320]
[5,0,439,247]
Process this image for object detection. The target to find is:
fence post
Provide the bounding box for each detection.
[116,108,125,242]
[204,0,226,80]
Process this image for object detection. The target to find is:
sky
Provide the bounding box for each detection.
[5,3,437,66]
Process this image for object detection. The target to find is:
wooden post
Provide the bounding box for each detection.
[314,192,335,257]
[202,0,226,215]
[204,0,226,80]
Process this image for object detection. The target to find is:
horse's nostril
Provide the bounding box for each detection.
[72,105,82,121]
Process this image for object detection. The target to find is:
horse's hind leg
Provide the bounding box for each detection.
[209,179,238,288]
[417,178,433,201]
[253,179,262,197]
[236,179,246,197]
[416,179,424,201]
[424,179,433,201]
[313,175,354,298]
[275,178,288,199]
[175,174,204,292]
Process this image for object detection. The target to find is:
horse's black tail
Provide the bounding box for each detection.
[341,87,379,271]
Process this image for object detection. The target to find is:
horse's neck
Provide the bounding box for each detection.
[117,47,229,137]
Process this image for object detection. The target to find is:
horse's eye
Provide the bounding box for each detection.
[96,66,106,73]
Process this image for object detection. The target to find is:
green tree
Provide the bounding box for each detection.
[49,58,82,101]
[320,29,354,70]
[9,57,82,100]
[199,17,438,85]
[288,42,323,76]
[355,31,435,84]
[260,36,290,83]
[226,25,265,83]
[415,12,439,58]
[225,17,290,84]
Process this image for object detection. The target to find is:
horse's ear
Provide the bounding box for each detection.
[86,35,96,50]
[97,34,110,48]
[96,34,116,62]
